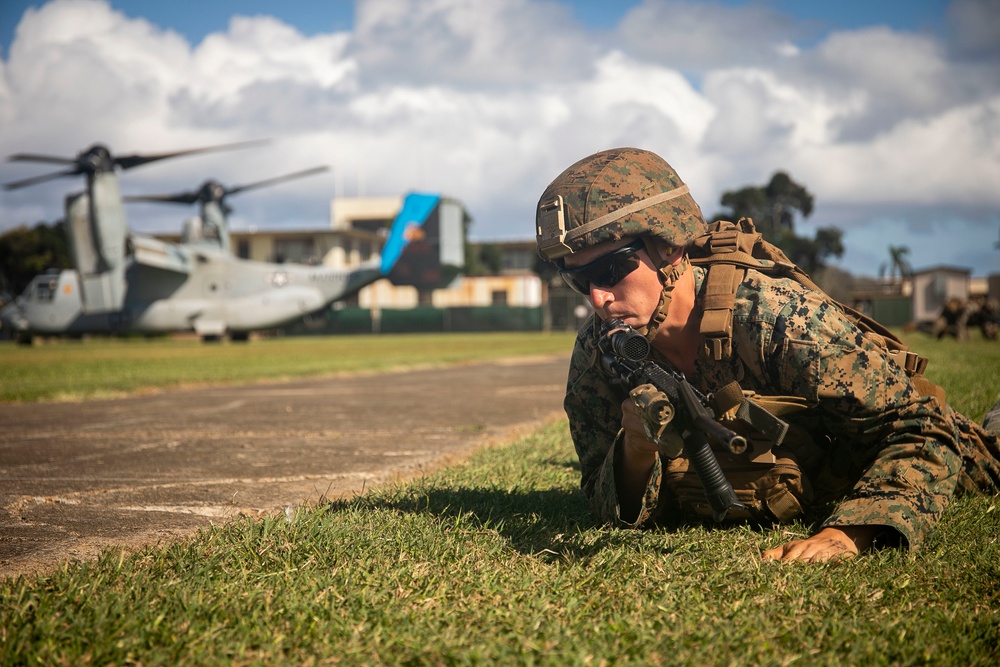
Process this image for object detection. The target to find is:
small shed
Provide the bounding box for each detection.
[911,266,971,324]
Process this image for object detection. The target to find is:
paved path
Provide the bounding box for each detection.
[0,355,570,578]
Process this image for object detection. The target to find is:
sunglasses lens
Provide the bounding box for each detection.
[560,242,642,295]
[592,254,638,288]
[561,272,590,295]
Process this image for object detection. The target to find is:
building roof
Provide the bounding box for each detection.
[913,265,972,276]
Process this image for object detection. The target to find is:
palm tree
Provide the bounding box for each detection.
[879,245,912,284]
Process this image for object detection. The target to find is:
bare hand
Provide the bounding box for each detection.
[762,526,879,564]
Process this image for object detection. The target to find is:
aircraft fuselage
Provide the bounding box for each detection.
[0,244,380,338]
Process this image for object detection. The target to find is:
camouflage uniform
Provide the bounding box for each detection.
[565,265,1000,550]
[538,147,1000,550]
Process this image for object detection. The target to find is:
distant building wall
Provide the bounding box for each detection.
[331,196,402,230]
[356,274,542,310]
[912,267,971,323]
[431,275,542,308]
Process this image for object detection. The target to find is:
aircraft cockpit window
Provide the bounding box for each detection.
[34,278,59,303]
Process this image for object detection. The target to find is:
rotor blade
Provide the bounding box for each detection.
[115,139,271,171]
[226,166,330,196]
[4,168,82,190]
[123,192,201,205]
[7,153,78,166]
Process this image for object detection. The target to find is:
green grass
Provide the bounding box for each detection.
[1,330,999,664]
[2,422,998,665]
[901,331,1000,422]
[0,332,576,402]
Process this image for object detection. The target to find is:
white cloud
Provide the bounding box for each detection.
[793,97,1000,206]
[353,0,596,85]
[581,51,714,142]
[701,67,859,154]
[803,27,972,143]
[0,0,998,278]
[947,0,1000,60]
[2,0,191,149]
[615,0,805,73]
[193,17,354,97]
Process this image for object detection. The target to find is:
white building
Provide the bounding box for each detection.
[216,195,544,312]
[911,266,973,324]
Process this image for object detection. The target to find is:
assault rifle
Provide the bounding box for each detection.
[597,318,746,521]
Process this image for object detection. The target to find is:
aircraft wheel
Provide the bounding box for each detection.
[201,334,223,343]
[230,332,250,343]
[16,333,33,346]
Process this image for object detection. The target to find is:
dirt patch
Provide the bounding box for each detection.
[0,355,570,578]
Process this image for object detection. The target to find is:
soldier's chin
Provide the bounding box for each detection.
[604,312,638,327]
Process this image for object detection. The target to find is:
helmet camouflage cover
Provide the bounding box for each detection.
[535,147,708,262]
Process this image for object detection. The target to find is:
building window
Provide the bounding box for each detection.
[502,250,533,272]
[491,290,508,306]
[273,238,317,264]
[931,274,948,300]
[352,218,394,234]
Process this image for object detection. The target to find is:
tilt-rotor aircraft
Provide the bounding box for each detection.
[0,143,463,343]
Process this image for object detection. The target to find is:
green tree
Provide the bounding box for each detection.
[713,171,842,274]
[478,243,503,275]
[464,242,503,276]
[0,221,72,296]
[532,252,560,286]
[718,172,814,238]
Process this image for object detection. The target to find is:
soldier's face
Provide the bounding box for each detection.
[562,238,665,328]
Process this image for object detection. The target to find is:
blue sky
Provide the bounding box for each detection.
[1,0,997,278]
[1,0,950,57]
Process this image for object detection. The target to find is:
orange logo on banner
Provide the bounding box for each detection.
[404,223,426,242]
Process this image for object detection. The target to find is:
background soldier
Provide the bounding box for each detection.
[931,296,973,340]
[969,297,1000,340]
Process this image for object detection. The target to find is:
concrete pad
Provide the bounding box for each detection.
[0,355,570,578]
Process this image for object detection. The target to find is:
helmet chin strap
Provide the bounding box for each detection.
[636,251,689,342]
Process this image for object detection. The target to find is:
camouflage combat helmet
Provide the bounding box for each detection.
[535,147,708,262]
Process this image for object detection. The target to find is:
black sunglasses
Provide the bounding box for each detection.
[559,239,646,295]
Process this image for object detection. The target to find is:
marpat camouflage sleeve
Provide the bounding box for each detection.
[715,269,963,549]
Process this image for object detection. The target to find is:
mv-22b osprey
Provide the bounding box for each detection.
[0,143,464,343]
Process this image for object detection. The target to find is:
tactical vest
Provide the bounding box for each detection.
[660,218,946,524]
